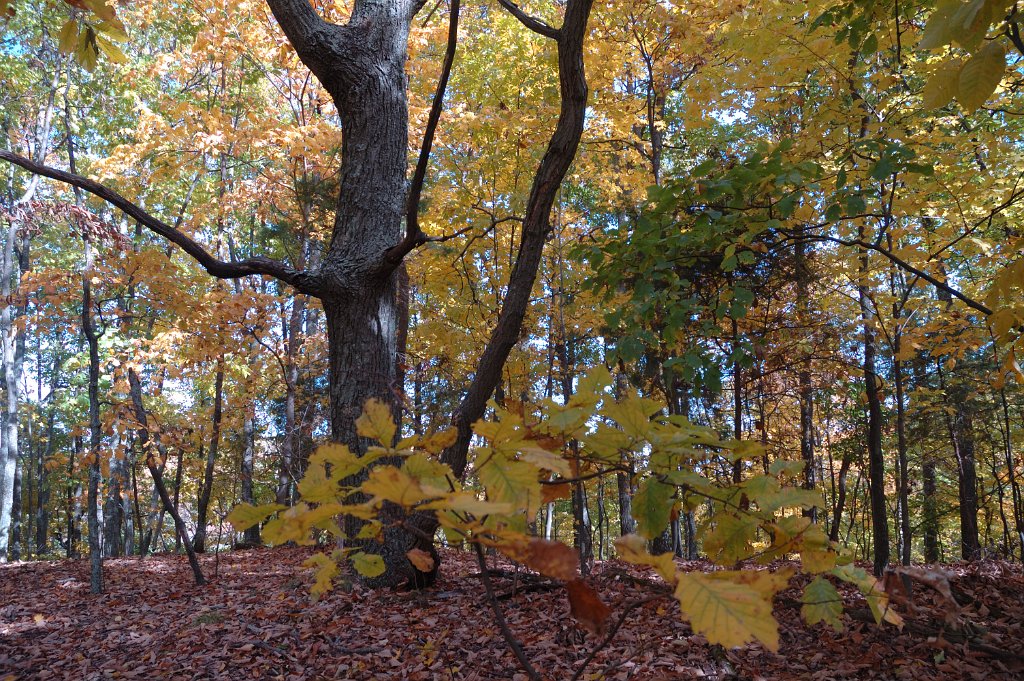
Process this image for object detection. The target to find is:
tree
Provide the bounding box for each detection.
[1,0,594,585]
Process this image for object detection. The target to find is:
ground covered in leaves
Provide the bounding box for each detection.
[1,546,1022,680]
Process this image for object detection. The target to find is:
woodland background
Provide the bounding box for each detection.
[2,0,1024,676]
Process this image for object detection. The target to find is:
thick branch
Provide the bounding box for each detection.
[0,150,323,297]
[385,0,463,268]
[264,0,348,83]
[440,0,593,476]
[496,0,560,39]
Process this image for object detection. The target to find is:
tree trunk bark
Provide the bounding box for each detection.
[194,361,224,553]
[858,238,889,577]
[83,237,104,594]
[239,398,261,547]
[795,237,816,522]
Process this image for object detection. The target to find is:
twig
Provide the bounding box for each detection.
[570,593,670,681]
[473,542,542,681]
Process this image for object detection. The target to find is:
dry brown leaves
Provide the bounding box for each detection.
[0,548,1022,680]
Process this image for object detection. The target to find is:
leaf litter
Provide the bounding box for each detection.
[1,546,1022,679]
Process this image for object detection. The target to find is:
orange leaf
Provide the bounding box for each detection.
[566,578,611,635]
[524,539,578,581]
[541,482,571,504]
[406,548,435,573]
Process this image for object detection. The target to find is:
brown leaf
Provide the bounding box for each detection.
[541,482,571,504]
[406,548,435,573]
[523,538,578,581]
[566,578,611,635]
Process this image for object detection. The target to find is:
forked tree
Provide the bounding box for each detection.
[0,0,594,586]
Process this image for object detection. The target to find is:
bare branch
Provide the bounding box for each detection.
[0,150,324,297]
[496,0,560,39]
[473,542,542,681]
[785,229,992,316]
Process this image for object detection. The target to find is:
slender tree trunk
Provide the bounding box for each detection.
[858,239,889,576]
[0,215,22,561]
[795,237,816,521]
[829,452,852,543]
[83,237,103,594]
[922,459,939,562]
[194,361,224,553]
[239,398,261,546]
[277,297,306,505]
[127,368,205,585]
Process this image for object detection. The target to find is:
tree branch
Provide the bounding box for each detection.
[440,0,593,478]
[473,542,542,681]
[786,229,992,316]
[384,0,463,269]
[0,150,324,297]
[496,0,560,39]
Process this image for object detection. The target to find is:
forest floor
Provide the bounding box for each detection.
[1,545,1022,680]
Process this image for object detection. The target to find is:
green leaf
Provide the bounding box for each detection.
[768,459,805,478]
[958,40,1005,112]
[801,576,843,631]
[632,477,675,540]
[831,564,904,626]
[350,551,386,578]
[703,512,758,565]
[226,502,285,531]
[477,451,542,520]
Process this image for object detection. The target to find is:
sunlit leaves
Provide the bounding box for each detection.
[356,398,397,446]
[957,39,1005,112]
[226,503,285,531]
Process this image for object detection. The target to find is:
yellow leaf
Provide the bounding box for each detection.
[958,40,1005,112]
[362,466,433,507]
[418,492,513,516]
[356,398,397,446]
[918,0,960,50]
[226,502,285,531]
[350,551,386,578]
[58,20,79,55]
[922,60,962,110]
[477,451,541,520]
[674,570,783,651]
[518,445,571,477]
[614,533,677,583]
[303,553,339,600]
